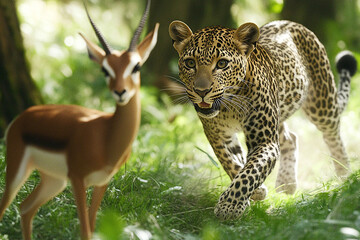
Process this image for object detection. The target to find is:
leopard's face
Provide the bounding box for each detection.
[178,30,248,118]
[170,22,259,119]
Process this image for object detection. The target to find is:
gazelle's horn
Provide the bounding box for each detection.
[84,2,112,55]
[128,0,151,52]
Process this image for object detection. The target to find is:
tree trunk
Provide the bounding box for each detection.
[146,0,235,87]
[0,0,42,137]
[281,0,336,43]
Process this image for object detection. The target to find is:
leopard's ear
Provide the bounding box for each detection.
[233,22,260,57]
[169,20,193,55]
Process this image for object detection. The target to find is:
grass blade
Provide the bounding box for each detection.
[195,146,219,168]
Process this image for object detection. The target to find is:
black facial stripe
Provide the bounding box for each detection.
[132,63,141,73]
[101,67,109,76]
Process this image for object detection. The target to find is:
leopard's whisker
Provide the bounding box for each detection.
[223,93,257,115]
[221,95,247,112]
[223,95,255,112]
[227,94,253,106]
[240,78,255,87]
[173,96,192,105]
[231,97,257,112]
[220,97,246,117]
[223,92,253,102]
[164,75,187,87]
[160,88,187,94]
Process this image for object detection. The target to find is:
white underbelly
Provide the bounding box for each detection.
[85,167,117,187]
[29,146,68,180]
[16,146,116,188]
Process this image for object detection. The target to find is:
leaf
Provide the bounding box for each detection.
[195,146,219,168]
[97,210,126,240]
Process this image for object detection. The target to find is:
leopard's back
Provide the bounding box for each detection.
[258,20,334,122]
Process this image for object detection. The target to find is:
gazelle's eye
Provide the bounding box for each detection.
[216,59,229,69]
[184,58,196,69]
[101,67,109,76]
[132,63,141,74]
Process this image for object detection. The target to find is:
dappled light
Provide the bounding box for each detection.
[0,0,360,239]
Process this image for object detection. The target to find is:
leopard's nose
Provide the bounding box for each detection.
[194,88,212,98]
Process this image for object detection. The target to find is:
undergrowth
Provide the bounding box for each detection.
[0,89,360,240]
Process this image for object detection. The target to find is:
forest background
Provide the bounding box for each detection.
[1,0,360,239]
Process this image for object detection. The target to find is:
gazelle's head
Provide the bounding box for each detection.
[80,0,158,106]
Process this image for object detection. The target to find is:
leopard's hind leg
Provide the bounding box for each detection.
[302,51,357,177]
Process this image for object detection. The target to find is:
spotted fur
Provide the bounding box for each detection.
[169,20,357,220]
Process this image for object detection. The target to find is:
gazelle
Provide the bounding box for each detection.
[0,0,158,239]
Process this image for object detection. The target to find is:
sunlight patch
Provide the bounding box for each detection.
[340,227,359,238]
[125,225,152,240]
[163,186,182,194]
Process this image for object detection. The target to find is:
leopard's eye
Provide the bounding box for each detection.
[216,59,229,69]
[184,59,196,69]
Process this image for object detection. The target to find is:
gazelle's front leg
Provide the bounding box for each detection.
[89,185,108,232]
[71,178,91,240]
[203,129,267,201]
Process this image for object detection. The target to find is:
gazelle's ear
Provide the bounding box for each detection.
[79,32,105,64]
[137,23,159,64]
[233,23,259,57]
[169,21,193,54]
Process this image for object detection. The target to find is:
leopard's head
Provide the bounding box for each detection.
[169,21,259,118]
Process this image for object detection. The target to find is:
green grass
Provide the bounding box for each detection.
[1,88,360,240]
[3,1,359,239]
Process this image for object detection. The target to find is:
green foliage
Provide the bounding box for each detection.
[267,0,284,15]
[96,210,127,240]
[1,0,360,239]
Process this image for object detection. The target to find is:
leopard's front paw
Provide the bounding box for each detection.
[214,196,249,220]
[250,184,268,201]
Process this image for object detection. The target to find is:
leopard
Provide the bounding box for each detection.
[168,20,357,220]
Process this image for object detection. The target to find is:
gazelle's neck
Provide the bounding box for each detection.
[107,89,141,166]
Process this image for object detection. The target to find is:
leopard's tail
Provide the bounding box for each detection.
[336,50,357,113]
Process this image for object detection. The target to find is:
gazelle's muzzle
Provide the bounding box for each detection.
[113,89,134,105]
